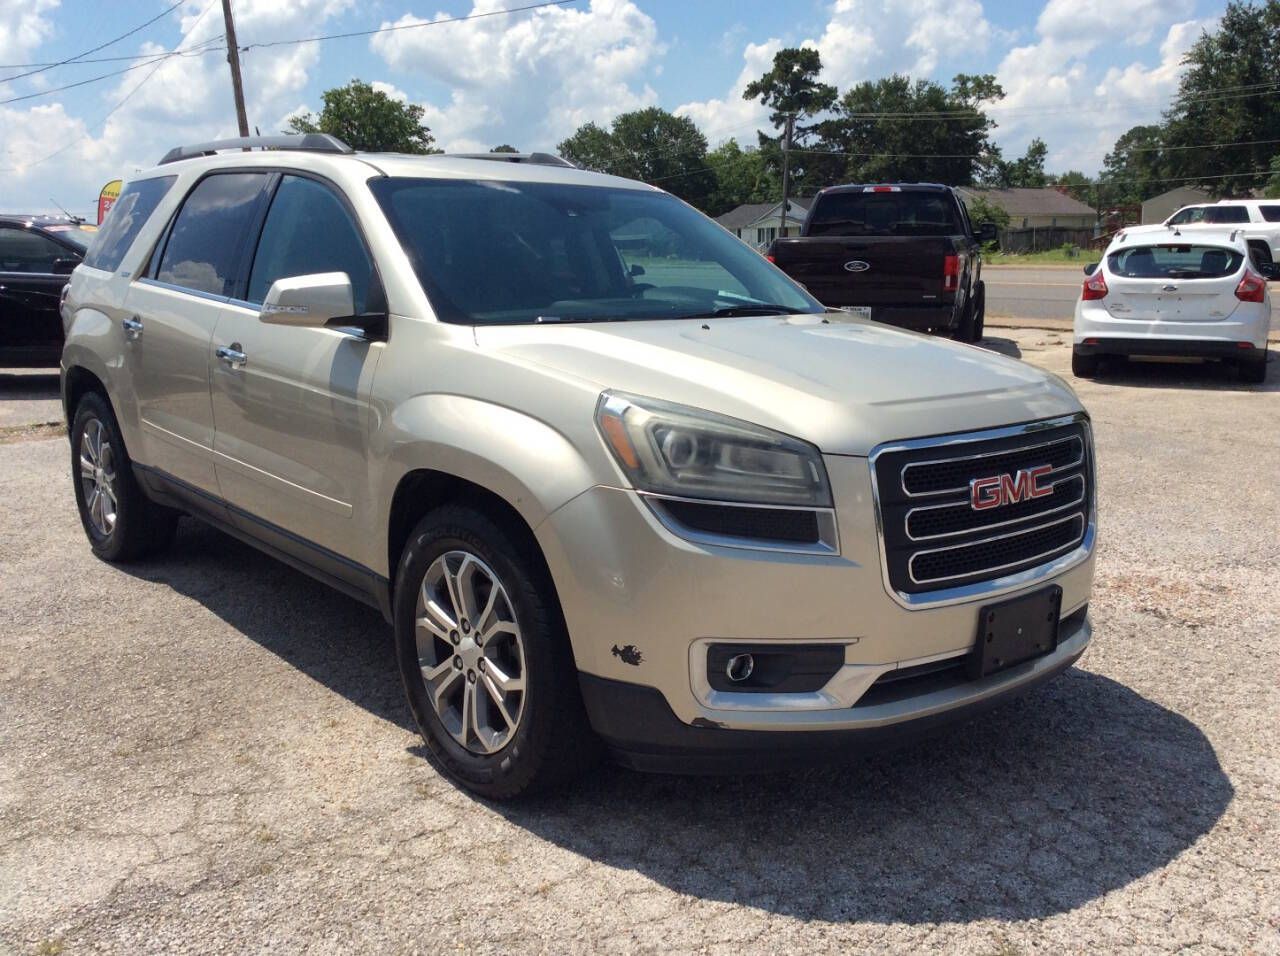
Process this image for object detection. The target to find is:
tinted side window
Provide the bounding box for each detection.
[157,173,268,296]
[83,176,176,272]
[0,227,69,273]
[247,176,373,312]
[1259,205,1280,222]
[1204,206,1248,224]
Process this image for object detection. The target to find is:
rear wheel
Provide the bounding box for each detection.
[1248,241,1274,273]
[393,505,598,798]
[971,281,986,342]
[70,392,177,561]
[1239,348,1268,384]
[1071,349,1100,378]
[952,295,977,343]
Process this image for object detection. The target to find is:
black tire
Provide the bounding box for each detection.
[1072,349,1100,378]
[952,295,977,343]
[393,504,599,799]
[1238,349,1268,384]
[972,281,986,342]
[1248,241,1274,273]
[69,391,177,562]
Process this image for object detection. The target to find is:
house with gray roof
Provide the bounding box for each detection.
[715,198,811,248]
[956,187,1096,229]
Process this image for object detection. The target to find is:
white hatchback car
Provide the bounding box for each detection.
[1073,230,1271,382]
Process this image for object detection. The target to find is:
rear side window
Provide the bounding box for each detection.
[157,173,269,296]
[1259,205,1280,222]
[1108,244,1243,278]
[806,191,961,237]
[0,227,70,273]
[1203,206,1248,224]
[247,175,374,312]
[83,176,176,273]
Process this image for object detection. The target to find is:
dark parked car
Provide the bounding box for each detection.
[766,184,997,342]
[0,215,97,367]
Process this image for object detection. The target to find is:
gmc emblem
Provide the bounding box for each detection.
[970,465,1054,510]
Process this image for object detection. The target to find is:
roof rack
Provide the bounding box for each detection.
[442,152,578,169]
[158,133,354,166]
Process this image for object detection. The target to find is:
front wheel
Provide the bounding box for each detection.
[393,505,598,798]
[70,392,177,561]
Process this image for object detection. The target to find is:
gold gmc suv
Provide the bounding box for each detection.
[61,135,1096,798]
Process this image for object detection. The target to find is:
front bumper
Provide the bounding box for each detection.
[536,453,1095,740]
[581,611,1090,773]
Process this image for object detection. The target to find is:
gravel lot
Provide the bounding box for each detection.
[1,333,1277,954]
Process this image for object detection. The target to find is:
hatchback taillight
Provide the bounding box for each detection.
[1081,271,1108,300]
[1235,271,1266,303]
[943,254,960,293]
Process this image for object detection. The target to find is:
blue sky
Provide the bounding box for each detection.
[0,0,1228,218]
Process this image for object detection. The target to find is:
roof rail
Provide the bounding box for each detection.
[443,152,578,169]
[158,133,354,166]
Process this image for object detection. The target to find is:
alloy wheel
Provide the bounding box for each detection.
[414,550,527,755]
[79,418,118,537]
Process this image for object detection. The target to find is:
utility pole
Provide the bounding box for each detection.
[220,0,250,138]
[779,112,796,237]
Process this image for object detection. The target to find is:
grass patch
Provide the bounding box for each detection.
[34,939,65,956]
[987,247,1101,266]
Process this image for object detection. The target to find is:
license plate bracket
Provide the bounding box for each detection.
[967,585,1062,679]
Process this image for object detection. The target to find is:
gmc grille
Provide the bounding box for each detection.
[873,421,1092,596]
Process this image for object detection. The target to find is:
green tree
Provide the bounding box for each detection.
[742,48,841,198]
[1097,124,1166,207]
[1265,154,1280,197]
[817,73,1004,188]
[704,138,778,215]
[287,79,437,153]
[1162,1,1280,196]
[490,144,519,153]
[557,107,715,208]
[963,193,1009,248]
[1049,170,1096,205]
[988,137,1048,188]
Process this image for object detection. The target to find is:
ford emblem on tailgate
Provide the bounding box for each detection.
[843,260,871,273]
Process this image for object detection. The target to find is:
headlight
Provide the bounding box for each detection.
[595,391,832,507]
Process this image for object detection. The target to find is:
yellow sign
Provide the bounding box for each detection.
[97,179,122,225]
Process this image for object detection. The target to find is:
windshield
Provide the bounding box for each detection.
[1108,244,1244,279]
[805,191,962,237]
[44,223,97,252]
[369,177,821,325]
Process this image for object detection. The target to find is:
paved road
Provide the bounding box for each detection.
[2,329,1278,953]
[985,265,1280,333]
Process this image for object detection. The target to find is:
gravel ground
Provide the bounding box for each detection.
[1,332,1277,954]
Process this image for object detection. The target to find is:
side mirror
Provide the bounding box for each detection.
[629,263,646,277]
[977,222,998,243]
[52,257,80,275]
[1083,262,1098,276]
[260,272,354,327]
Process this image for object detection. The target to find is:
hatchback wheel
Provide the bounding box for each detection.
[1071,349,1100,378]
[393,505,598,798]
[1239,348,1268,384]
[70,392,177,561]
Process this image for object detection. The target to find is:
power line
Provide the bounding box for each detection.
[0,45,218,106]
[239,0,575,52]
[0,0,185,81]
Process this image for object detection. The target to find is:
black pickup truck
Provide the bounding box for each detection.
[767,183,997,342]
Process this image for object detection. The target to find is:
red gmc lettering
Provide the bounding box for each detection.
[971,465,1054,510]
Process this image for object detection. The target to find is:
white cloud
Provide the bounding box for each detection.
[369,0,663,152]
[674,38,780,146]
[0,0,58,66]
[989,1,1205,173]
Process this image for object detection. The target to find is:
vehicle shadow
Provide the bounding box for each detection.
[1090,354,1279,393]
[975,335,1022,358]
[124,520,1232,926]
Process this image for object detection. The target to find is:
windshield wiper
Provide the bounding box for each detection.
[682,304,811,318]
[533,314,633,324]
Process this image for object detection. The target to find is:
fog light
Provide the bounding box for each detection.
[725,653,755,683]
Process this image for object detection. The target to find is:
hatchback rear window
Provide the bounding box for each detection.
[805,191,961,237]
[1108,244,1244,279]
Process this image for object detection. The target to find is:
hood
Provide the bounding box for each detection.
[475,315,1083,457]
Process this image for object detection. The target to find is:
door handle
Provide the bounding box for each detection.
[215,344,247,369]
[122,316,143,340]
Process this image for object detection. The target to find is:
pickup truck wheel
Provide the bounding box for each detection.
[393,505,598,798]
[972,281,986,341]
[1071,349,1100,378]
[70,392,177,561]
[1238,349,1268,384]
[952,297,977,343]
